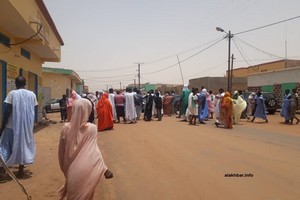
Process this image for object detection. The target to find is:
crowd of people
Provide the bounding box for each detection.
[0,76,299,199]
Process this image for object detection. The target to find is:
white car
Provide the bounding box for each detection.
[45,98,61,113]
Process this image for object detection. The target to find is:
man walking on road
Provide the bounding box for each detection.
[251,91,268,123]
[0,76,38,182]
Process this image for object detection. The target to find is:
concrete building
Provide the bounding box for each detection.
[42,67,83,105]
[247,66,300,106]
[0,0,64,124]
[189,76,247,94]
[231,59,300,77]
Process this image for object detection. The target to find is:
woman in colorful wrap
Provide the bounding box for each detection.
[216,92,234,128]
[96,93,114,131]
[58,98,113,200]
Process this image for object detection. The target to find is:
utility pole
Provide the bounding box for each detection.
[216,27,233,92]
[176,55,185,85]
[230,54,235,93]
[120,82,121,90]
[227,30,233,93]
[136,62,143,90]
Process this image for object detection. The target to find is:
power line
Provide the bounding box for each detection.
[75,65,136,72]
[10,22,43,46]
[80,73,136,79]
[233,39,253,67]
[235,15,300,35]
[76,37,225,73]
[143,37,225,65]
[234,36,283,59]
[143,37,225,75]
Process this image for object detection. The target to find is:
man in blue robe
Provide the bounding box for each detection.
[251,91,268,123]
[280,89,291,124]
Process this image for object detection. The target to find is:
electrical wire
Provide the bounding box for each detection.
[233,39,253,67]
[143,36,226,75]
[235,15,300,36]
[9,22,43,46]
[143,36,226,65]
[234,36,283,59]
[75,36,226,72]
[80,73,136,79]
[75,64,136,72]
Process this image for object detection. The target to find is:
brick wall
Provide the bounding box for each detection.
[274,84,282,106]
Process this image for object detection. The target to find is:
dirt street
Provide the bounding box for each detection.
[0,112,300,200]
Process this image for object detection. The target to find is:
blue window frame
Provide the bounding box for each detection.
[21,48,31,60]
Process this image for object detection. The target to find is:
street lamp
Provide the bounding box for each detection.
[216,27,233,93]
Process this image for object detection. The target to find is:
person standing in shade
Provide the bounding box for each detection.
[58,98,113,200]
[0,76,38,182]
[251,91,268,123]
[59,94,68,123]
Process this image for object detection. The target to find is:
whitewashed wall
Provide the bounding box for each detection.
[248,67,300,86]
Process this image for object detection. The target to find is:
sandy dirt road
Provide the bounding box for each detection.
[0,112,299,200]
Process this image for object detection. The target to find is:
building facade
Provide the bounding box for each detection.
[42,67,83,105]
[231,59,300,77]
[0,0,63,124]
[189,76,247,94]
[247,67,300,106]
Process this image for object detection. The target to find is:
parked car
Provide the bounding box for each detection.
[45,98,61,113]
[242,92,278,114]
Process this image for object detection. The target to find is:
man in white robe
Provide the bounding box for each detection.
[108,88,117,122]
[124,88,137,123]
[0,76,38,181]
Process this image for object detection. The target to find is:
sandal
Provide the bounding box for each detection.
[104,169,113,179]
[0,173,7,183]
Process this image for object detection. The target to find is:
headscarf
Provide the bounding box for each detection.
[59,98,92,173]
[98,93,109,108]
[67,90,80,107]
[232,91,239,99]
[183,84,188,91]
[222,92,232,109]
[58,98,107,199]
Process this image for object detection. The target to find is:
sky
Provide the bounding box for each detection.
[43,0,300,92]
